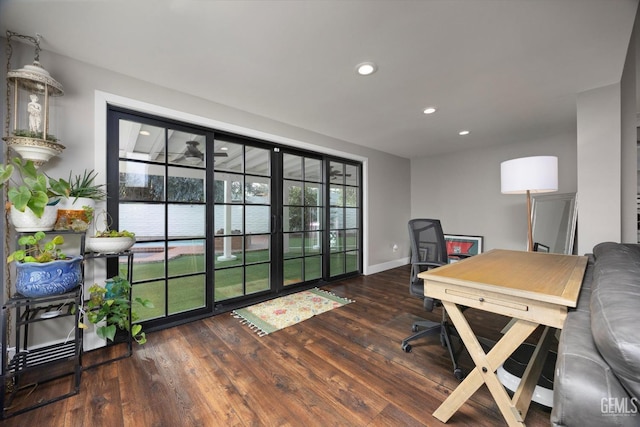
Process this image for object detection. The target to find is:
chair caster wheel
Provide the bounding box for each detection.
[454,368,464,380]
[402,343,412,353]
[411,324,419,332]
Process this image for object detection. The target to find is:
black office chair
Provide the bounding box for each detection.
[401,218,465,380]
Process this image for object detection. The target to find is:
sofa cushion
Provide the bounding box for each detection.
[551,310,635,427]
[591,242,640,398]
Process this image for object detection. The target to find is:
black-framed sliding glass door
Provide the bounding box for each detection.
[108,110,213,329]
[328,160,361,277]
[107,106,361,330]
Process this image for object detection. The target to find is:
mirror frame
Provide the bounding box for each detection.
[530,192,578,255]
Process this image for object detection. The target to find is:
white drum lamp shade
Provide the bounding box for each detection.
[501,156,558,195]
[501,156,558,251]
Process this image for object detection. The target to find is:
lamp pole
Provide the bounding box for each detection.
[527,189,533,252]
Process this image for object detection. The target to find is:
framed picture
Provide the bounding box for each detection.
[444,234,483,261]
[533,242,550,253]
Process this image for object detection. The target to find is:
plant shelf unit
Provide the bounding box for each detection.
[1,289,82,419]
[0,231,85,419]
[0,232,138,417]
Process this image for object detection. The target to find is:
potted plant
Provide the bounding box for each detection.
[48,169,106,229]
[12,128,59,143]
[80,276,153,345]
[6,231,83,297]
[85,211,136,253]
[0,157,60,231]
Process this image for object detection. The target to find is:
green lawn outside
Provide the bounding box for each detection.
[125,249,358,321]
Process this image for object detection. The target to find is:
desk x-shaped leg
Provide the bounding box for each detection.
[433,301,553,427]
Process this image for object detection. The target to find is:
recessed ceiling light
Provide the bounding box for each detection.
[458,130,470,136]
[220,146,228,151]
[356,62,377,76]
[423,107,437,115]
[139,130,150,136]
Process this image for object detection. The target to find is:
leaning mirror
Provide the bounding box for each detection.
[530,192,577,254]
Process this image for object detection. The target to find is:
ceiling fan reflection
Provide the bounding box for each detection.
[171,140,228,164]
[329,166,352,178]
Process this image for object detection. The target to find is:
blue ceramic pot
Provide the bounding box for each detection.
[14,256,83,298]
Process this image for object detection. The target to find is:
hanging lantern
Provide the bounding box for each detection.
[3,31,65,167]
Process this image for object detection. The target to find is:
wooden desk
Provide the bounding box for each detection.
[419,249,587,427]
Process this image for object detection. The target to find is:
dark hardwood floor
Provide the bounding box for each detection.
[2,266,552,426]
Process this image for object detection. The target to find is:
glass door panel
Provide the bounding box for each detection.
[134,280,165,322]
[114,116,211,327]
[214,140,272,301]
[214,140,243,172]
[284,232,303,259]
[167,239,206,276]
[305,158,322,181]
[304,256,322,281]
[168,275,206,315]
[283,258,303,285]
[328,160,361,278]
[284,153,303,179]
[119,161,166,201]
[167,166,205,203]
[281,152,324,288]
[245,146,271,176]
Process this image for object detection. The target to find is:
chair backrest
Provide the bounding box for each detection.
[408,219,448,266]
[407,219,448,305]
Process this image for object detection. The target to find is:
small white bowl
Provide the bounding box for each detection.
[85,236,135,254]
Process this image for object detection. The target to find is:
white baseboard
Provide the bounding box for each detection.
[364,257,410,275]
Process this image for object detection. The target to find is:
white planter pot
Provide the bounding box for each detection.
[57,197,96,211]
[85,236,135,254]
[10,205,58,232]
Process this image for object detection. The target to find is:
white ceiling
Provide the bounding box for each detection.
[0,0,637,159]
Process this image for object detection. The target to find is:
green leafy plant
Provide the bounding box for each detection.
[92,211,135,238]
[0,157,59,218]
[81,276,153,345]
[79,205,95,225]
[49,169,106,202]
[13,128,58,142]
[93,229,135,238]
[6,231,68,263]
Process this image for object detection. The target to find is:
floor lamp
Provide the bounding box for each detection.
[501,156,558,252]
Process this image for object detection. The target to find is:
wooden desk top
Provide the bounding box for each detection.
[418,249,588,308]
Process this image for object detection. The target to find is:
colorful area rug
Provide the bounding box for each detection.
[232,288,354,336]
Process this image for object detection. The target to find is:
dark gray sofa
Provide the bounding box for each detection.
[551,242,640,426]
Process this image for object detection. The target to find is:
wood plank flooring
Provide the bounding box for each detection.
[2,266,553,426]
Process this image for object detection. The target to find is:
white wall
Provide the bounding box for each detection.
[573,6,638,254]
[3,40,411,275]
[577,84,623,254]
[575,58,637,254]
[410,131,577,252]
[622,15,638,243]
